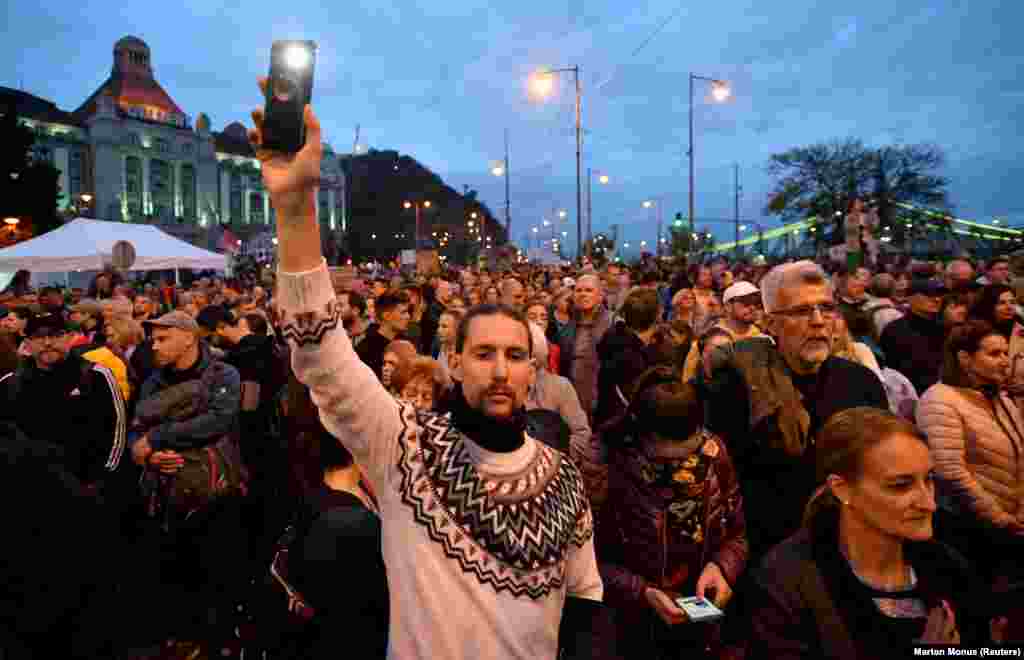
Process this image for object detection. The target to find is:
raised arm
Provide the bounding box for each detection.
[249,82,404,483]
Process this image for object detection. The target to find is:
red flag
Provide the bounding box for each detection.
[219,228,241,254]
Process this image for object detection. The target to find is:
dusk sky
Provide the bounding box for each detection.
[3,0,1021,255]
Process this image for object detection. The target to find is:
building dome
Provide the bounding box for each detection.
[114,36,150,53]
[196,112,210,132]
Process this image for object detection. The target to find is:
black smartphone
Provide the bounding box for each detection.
[262,40,317,153]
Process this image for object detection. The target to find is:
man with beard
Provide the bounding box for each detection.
[338,290,370,345]
[250,94,601,660]
[698,261,888,559]
[0,311,126,490]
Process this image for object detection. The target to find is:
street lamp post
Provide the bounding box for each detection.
[588,170,610,259]
[643,198,665,257]
[403,200,431,251]
[530,66,582,262]
[689,73,731,258]
[491,130,511,238]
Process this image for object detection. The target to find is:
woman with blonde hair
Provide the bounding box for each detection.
[750,407,1009,656]
[380,339,417,394]
[391,356,445,412]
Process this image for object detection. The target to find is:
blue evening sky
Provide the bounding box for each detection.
[3,0,1021,254]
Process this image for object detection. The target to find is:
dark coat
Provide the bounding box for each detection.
[135,344,241,452]
[1,353,127,485]
[594,321,662,429]
[880,312,945,396]
[749,510,988,659]
[698,337,889,559]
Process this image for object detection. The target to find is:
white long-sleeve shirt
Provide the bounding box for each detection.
[277,261,602,660]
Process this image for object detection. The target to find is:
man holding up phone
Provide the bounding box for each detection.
[248,70,602,660]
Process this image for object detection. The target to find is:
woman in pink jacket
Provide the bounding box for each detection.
[916,320,1024,585]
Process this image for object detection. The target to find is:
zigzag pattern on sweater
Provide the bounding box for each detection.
[279,301,342,347]
[395,407,593,600]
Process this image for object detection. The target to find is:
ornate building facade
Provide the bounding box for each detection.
[0,35,345,249]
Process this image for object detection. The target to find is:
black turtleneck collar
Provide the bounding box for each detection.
[993,318,1015,340]
[908,311,943,335]
[449,384,527,453]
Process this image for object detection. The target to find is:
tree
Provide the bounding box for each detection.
[583,233,615,267]
[0,103,63,239]
[667,226,714,260]
[765,139,950,247]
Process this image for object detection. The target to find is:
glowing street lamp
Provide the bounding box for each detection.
[689,73,732,255]
[711,80,731,102]
[598,174,609,185]
[528,66,583,261]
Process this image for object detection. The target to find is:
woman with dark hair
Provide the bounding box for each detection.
[916,320,1024,586]
[598,366,747,659]
[940,293,969,333]
[969,284,1024,386]
[750,407,1009,657]
[0,269,32,298]
[278,375,389,658]
[86,270,123,300]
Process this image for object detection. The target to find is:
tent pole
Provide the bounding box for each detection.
[175,268,181,287]
[64,272,70,289]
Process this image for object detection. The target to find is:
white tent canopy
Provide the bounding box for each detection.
[0,218,227,272]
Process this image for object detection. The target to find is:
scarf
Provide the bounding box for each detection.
[449,383,527,453]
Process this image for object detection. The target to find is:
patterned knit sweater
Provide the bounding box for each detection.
[277,261,603,660]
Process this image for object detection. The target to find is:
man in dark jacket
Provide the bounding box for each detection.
[557,274,613,422]
[699,261,888,559]
[355,291,411,381]
[595,287,663,429]
[0,311,126,488]
[880,278,947,396]
[128,310,245,653]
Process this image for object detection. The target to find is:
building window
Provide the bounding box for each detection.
[318,189,330,225]
[182,142,193,155]
[150,159,173,219]
[153,137,169,152]
[125,133,140,147]
[69,151,83,199]
[230,172,243,223]
[125,156,142,217]
[180,164,196,221]
[249,192,264,225]
[32,146,53,164]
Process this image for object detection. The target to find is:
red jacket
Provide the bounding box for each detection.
[596,428,748,610]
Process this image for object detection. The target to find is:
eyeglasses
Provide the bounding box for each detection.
[772,303,839,321]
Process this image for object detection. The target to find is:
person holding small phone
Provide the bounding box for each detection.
[596,367,748,659]
[749,407,1013,658]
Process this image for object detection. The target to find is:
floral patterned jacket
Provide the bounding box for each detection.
[596,428,748,611]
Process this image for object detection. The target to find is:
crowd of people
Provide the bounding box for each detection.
[1,95,1022,659]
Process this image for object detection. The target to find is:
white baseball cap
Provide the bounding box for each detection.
[722,281,760,303]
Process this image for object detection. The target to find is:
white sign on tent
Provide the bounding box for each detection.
[0,218,227,272]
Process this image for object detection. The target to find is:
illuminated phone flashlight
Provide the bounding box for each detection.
[285,44,311,69]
